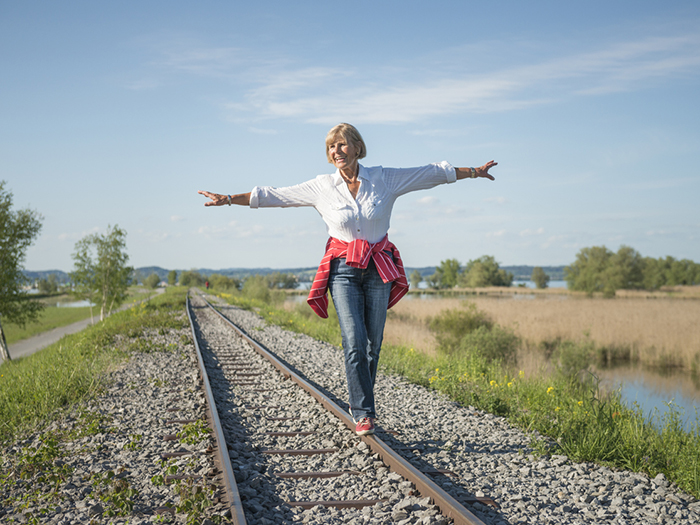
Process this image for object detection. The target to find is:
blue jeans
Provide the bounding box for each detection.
[328,257,392,421]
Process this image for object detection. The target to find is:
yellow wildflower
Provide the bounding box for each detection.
[507,382,513,388]
[519,370,525,378]
[547,387,554,394]
[578,401,583,406]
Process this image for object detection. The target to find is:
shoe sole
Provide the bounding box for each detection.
[356,428,375,436]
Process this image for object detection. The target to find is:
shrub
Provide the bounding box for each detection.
[428,302,493,352]
[458,324,519,364]
[241,275,284,305]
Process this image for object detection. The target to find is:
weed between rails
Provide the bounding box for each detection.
[151,419,219,525]
[0,408,113,524]
[218,291,700,499]
[90,468,139,518]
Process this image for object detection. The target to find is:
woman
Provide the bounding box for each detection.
[199,123,496,436]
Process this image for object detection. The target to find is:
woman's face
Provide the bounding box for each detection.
[328,138,359,173]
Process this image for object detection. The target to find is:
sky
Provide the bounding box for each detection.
[2,1,699,272]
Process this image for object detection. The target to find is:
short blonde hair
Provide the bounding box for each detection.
[325,123,367,163]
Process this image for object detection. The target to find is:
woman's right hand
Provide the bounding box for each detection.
[198,190,251,206]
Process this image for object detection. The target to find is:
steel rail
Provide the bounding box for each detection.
[186,296,248,525]
[201,294,487,525]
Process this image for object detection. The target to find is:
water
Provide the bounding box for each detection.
[55,299,94,308]
[596,365,700,431]
[512,280,567,289]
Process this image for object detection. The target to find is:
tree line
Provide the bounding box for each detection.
[565,245,700,297]
[415,255,515,290]
[415,245,700,295]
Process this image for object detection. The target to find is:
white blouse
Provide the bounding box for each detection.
[249,161,456,244]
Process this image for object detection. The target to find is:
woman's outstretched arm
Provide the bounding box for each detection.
[198,190,251,206]
[455,160,498,181]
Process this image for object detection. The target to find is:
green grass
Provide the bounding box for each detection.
[0,287,188,444]
[3,287,163,345]
[217,290,700,499]
[3,306,95,345]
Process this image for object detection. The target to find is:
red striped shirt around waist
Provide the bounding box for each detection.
[307,235,409,318]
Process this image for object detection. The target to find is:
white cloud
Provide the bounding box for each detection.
[486,229,507,238]
[170,215,185,222]
[484,196,507,205]
[58,227,100,242]
[210,33,700,124]
[248,127,279,135]
[520,227,545,237]
[415,196,439,205]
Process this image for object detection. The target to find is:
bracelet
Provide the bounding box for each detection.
[227,195,231,206]
[470,167,477,179]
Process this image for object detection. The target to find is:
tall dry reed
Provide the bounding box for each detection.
[383,292,700,370]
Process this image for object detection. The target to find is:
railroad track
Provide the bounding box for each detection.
[186,292,497,525]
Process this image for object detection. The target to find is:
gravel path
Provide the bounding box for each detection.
[208,296,700,525]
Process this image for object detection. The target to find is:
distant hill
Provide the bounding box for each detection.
[23,270,70,283]
[25,264,567,284]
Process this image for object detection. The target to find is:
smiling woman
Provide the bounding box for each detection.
[198,122,497,435]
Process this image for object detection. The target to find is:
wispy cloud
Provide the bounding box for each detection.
[520,227,545,237]
[415,196,439,205]
[58,227,100,242]
[484,196,507,205]
[152,31,700,125]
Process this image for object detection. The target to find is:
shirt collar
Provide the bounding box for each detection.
[332,164,367,186]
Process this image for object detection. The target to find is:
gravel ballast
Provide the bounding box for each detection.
[209,296,699,525]
[3,295,698,525]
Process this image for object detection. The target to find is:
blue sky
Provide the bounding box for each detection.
[3,1,699,272]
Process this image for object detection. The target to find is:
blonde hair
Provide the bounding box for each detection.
[325,123,367,163]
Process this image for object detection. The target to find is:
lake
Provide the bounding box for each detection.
[596,364,700,431]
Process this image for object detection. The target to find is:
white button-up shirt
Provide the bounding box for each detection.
[249,161,456,244]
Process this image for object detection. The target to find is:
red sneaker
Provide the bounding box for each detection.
[355,417,375,436]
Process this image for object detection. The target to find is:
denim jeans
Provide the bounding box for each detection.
[328,257,392,421]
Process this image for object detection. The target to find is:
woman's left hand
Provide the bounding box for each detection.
[476,160,497,180]
[456,161,498,180]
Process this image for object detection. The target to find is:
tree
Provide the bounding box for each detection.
[427,259,461,289]
[208,273,241,291]
[567,245,648,297]
[0,181,43,362]
[167,270,178,286]
[144,273,161,289]
[409,269,423,290]
[71,225,133,322]
[267,272,298,289]
[605,245,643,292]
[531,267,550,289]
[565,246,613,295]
[37,274,59,294]
[460,256,513,288]
[179,270,205,287]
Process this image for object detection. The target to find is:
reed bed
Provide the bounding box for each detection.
[384,292,700,370]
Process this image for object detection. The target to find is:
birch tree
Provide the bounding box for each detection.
[71,225,132,322]
[0,181,43,362]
